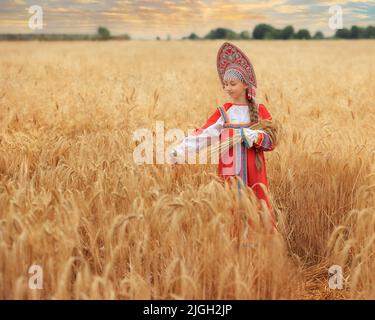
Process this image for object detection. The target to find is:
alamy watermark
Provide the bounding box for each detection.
[133,121,242,176]
[329,5,343,30]
[328,265,344,290]
[28,5,43,30]
[28,264,43,290]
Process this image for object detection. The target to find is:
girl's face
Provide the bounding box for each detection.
[223,78,248,101]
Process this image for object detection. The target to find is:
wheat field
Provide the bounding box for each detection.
[0,40,374,299]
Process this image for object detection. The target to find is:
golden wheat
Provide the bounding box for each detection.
[0,40,374,299]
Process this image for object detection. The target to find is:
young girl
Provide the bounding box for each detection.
[169,42,280,229]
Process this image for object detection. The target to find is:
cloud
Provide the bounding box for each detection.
[0,0,373,38]
[273,4,309,13]
[315,0,374,4]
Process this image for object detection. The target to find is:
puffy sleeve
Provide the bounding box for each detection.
[170,108,224,158]
[252,104,276,152]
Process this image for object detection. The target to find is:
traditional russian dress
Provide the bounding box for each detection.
[171,102,276,223]
[170,42,278,228]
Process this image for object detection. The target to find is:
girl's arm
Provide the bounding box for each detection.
[241,104,276,152]
[253,131,274,151]
[170,108,224,158]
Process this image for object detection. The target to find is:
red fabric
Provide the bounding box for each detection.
[191,108,222,136]
[189,102,277,228]
[217,103,276,227]
[259,103,272,121]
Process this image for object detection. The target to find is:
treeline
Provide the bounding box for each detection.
[183,24,375,40]
[335,25,375,39]
[252,24,320,39]
[2,24,375,41]
[0,26,131,41]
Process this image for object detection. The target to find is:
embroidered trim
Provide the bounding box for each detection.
[217,42,257,89]
[223,123,253,129]
[218,106,229,123]
[254,132,272,150]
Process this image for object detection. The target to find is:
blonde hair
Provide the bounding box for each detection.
[245,87,259,123]
[245,87,281,171]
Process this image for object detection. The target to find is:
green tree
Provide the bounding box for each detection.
[313,31,324,39]
[240,30,251,39]
[273,29,283,39]
[350,26,361,39]
[97,26,110,40]
[280,25,294,39]
[252,24,275,39]
[188,32,200,40]
[364,26,375,38]
[295,29,311,39]
[204,28,240,40]
[335,28,350,39]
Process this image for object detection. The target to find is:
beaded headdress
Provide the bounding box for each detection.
[217,42,257,100]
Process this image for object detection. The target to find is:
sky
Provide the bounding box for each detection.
[0,0,374,39]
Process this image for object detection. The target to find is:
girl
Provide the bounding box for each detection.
[169,42,281,229]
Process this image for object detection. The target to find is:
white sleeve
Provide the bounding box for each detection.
[171,116,224,157]
[241,128,263,148]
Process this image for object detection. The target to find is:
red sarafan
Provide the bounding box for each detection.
[191,102,277,229]
[170,42,280,230]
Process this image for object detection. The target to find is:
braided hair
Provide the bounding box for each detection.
[246,88,259,123]
[246,87,264,171]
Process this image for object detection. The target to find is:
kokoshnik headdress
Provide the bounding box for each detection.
[217,42,257,100]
